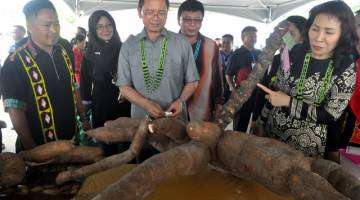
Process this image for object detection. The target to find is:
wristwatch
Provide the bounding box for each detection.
[178,98,185,108]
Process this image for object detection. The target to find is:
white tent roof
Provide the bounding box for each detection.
[63,0,314,23]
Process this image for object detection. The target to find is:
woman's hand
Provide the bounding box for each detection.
[257,83,291,107]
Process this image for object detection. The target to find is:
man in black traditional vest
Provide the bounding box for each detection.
[0,0,89,152]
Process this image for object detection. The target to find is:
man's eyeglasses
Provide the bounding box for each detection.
[38,21,60,31]
[142,9,167,18]
[96,24,113,31]
[181,17,203,24]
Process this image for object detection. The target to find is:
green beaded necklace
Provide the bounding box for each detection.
[295,51,334,106]
[140,37,168,93]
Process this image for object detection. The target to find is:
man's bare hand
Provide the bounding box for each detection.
[166,99,182,118]
[144,100,165,118]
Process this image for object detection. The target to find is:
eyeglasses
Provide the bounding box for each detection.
[38,22,60,31]
[142,9,167,18]
[96,24,113,31]
[181,17,203,24]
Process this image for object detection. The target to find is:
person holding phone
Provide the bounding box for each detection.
[252,16,307,125]
[255,1,358,157]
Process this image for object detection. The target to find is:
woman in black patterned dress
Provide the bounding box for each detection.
[256,1,358,157]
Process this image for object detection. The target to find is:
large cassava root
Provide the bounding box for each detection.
[54,146,104,164]
[104,117,142,128]
[311,158,360,200]
[216,131,310,195]
[17,140,104,165]
[82,120,359,200]
[56,118,150,185]
[84,127,137,144]
[0,141,104,187]
[215,131,351,200]
[0,152,26,187]
[56,117,191,185]
[18,140,75,163]
[287,168,349,200]
[92,141,210,200]
[50,23,360,200]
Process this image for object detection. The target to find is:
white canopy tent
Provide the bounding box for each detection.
[63,0,315,23]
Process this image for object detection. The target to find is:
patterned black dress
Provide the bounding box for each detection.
[258,44,357,157]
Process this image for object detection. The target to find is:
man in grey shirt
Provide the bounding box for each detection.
[117,0,199,122]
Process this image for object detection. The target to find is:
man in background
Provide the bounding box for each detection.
[178,0,224,121]
[226,26,261,132]
[220,33,234,102]
[0,0,89,152]
[9,25,27,54]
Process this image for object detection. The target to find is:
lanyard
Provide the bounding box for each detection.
[140,37,168,93]
[295,52,334,106]
[193,38,202,60]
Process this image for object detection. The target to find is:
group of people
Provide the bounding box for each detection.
[0,0,359,164]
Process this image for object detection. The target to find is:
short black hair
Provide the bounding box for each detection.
[356,9,360,16]
[13,25,26,34]
[77,26,87,36]
[286,15,307,41]
[138,0,169,10]
[241,26,257,40]
[286,16,307,33]
[74,33,86,43]
[222,34,234,42]
[178,0,204,20]
[23,0,57,21]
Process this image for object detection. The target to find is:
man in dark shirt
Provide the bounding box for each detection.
[220,34,234,102]
[8,25,27,54]
[225,26,261,132]
[0,0,88,152]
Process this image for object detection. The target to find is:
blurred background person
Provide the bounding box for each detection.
[178,0,224,121]
[214,37,222,50]
[226,26,261,132]
[73,33,86,84]
[220,33,234,103]
[337,9,360,157]
[253,15,307,125]
[8,25,26,54]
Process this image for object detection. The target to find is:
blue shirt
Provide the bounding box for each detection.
[116,28,199,120]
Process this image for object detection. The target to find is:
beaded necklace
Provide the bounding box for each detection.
[140,37,168,93]
[295,52,334,106]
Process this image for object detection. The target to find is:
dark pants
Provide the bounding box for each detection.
[338,108,357,149]
[233,94,256,132]
[16,138,24,153]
